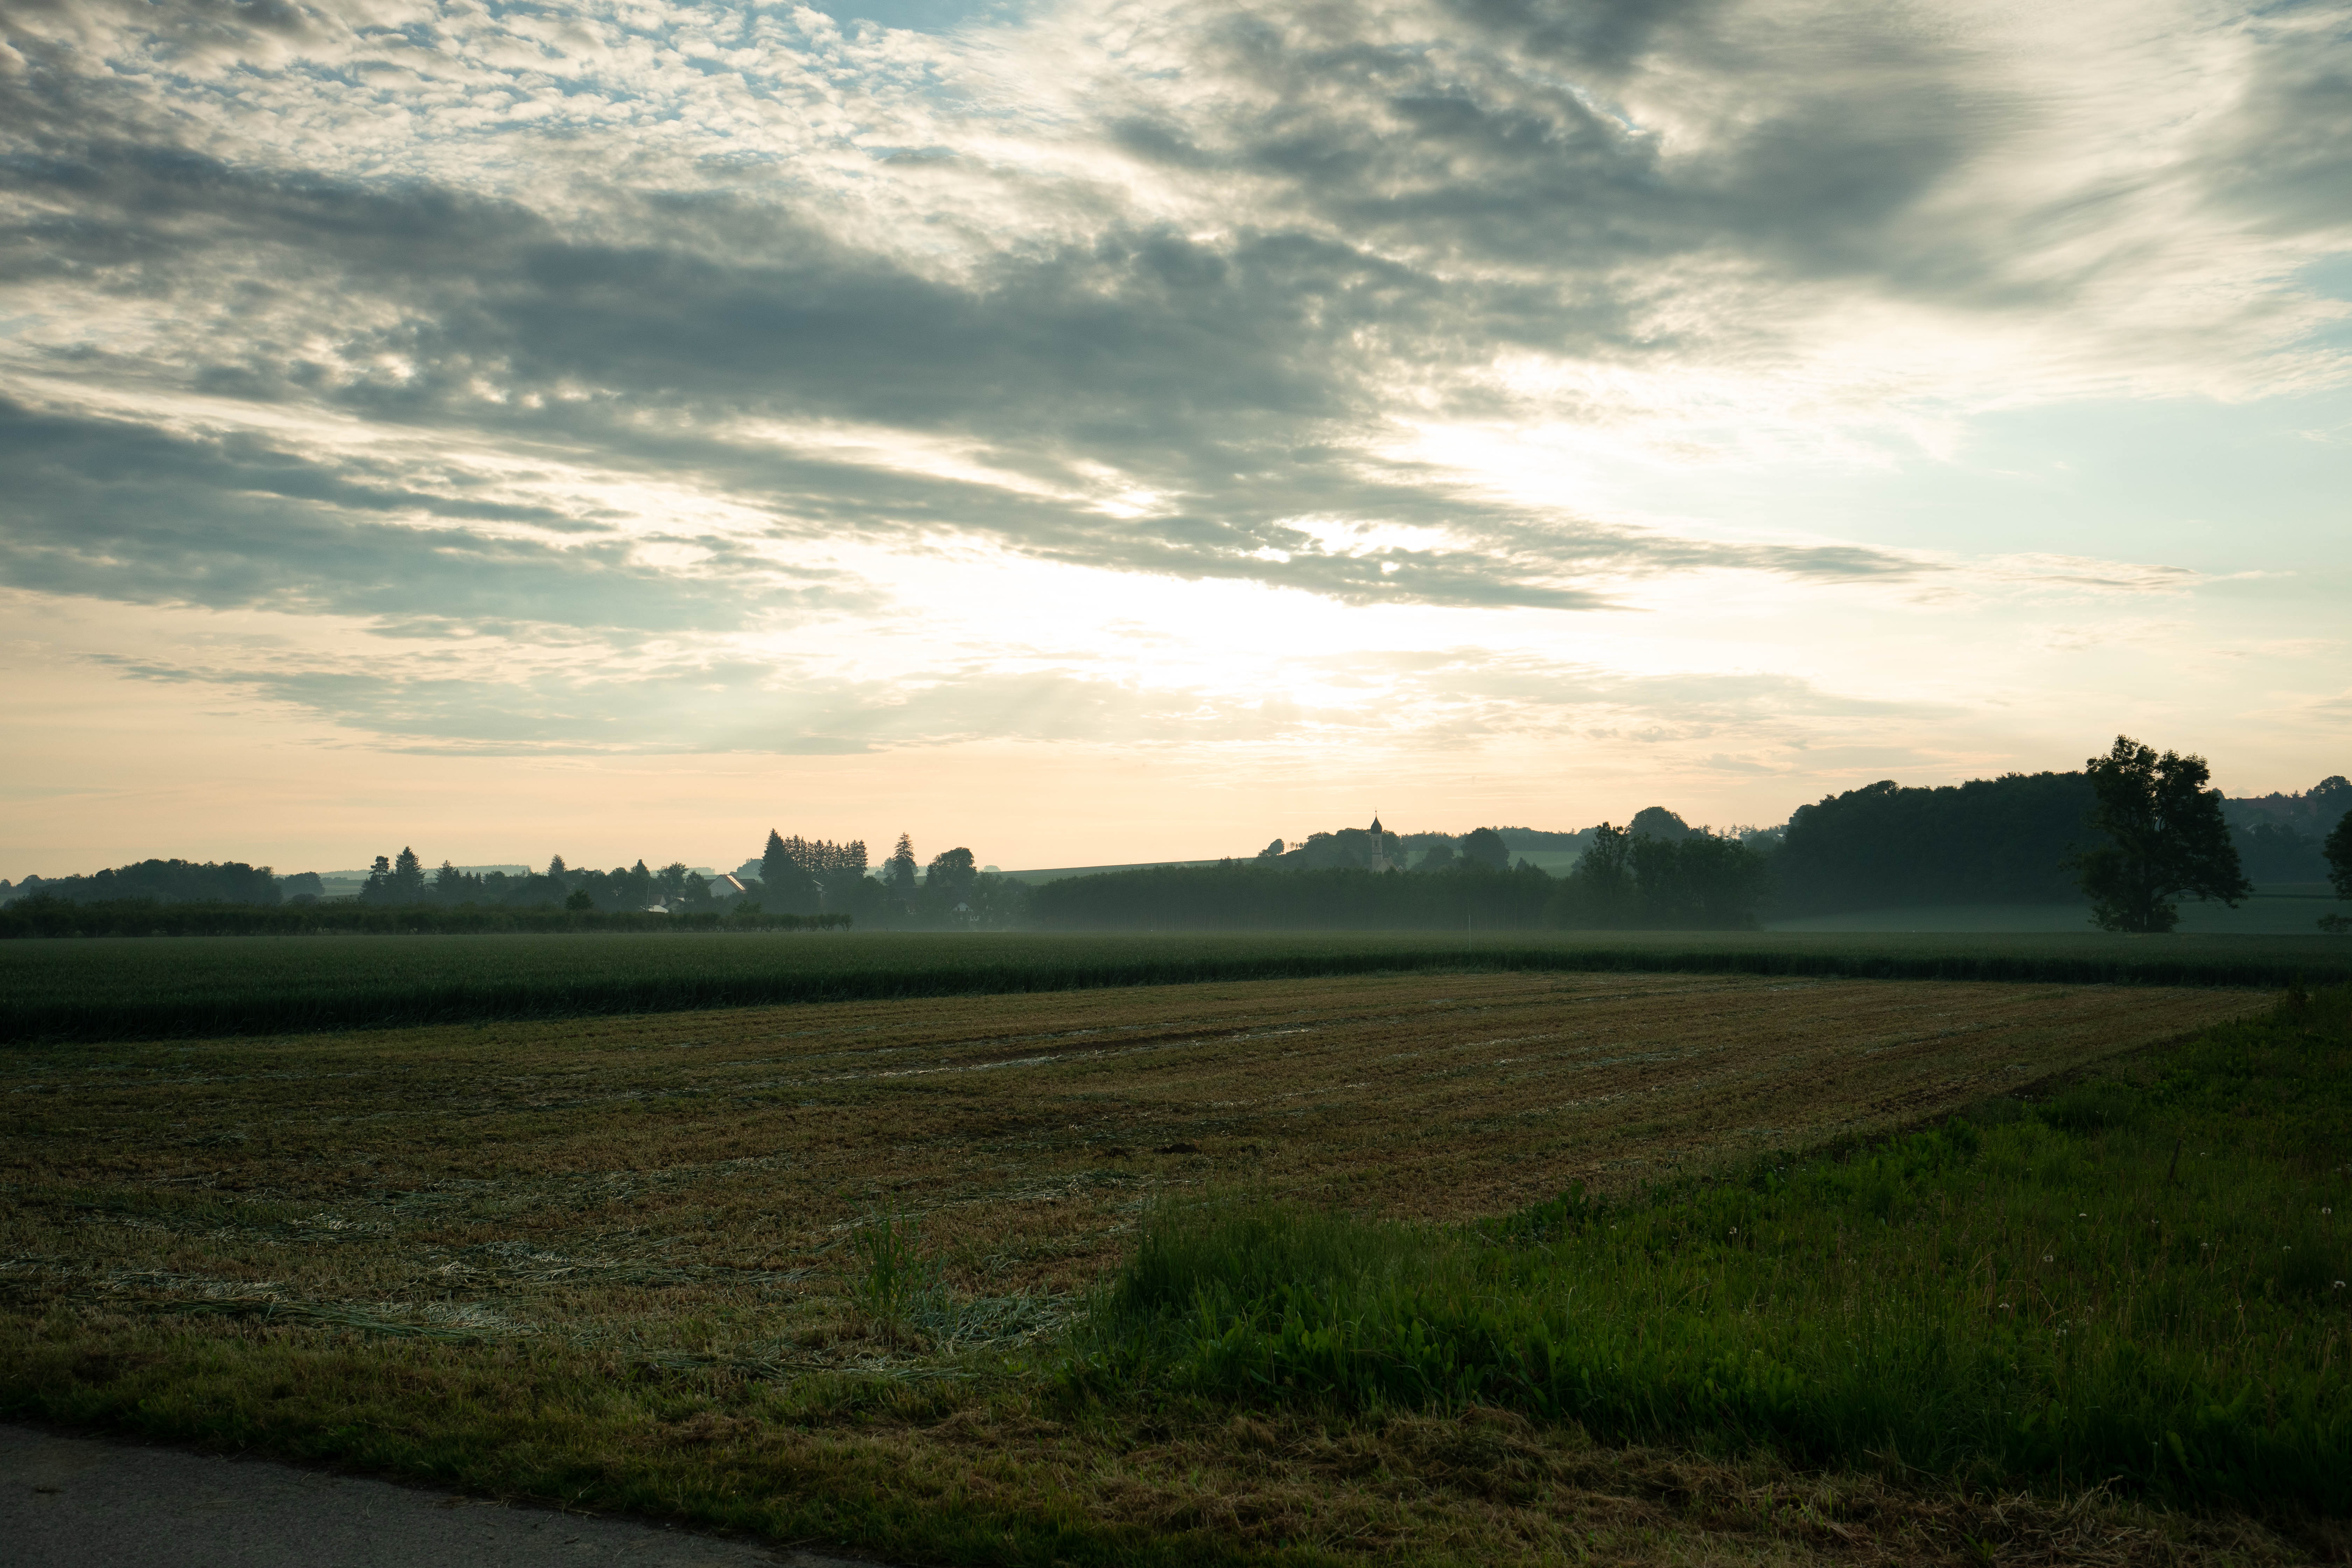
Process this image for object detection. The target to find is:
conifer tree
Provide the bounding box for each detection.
[885,833,918,897]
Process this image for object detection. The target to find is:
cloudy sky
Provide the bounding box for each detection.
[2,0,2347,874]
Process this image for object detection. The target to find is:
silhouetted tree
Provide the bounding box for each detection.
[1458,827,1511,870]
[925,847,979,906]
[1627,807,1696,841]
[885,833,919,898]
[1548,823,1632,925]
[758,828,821,914]
[389,847,425,902]
[2072,735,2249,933]
[19,859,282,906]
[2326,809,2352,902]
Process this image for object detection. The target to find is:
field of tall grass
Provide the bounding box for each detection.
[6,927,2347,1042]
[1077,986,2352,1513]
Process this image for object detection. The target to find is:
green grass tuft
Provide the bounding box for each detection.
[1075,986,2352,1511]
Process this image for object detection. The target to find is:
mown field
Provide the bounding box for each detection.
[6,928,2348,1042]
[7,970,2343,1564]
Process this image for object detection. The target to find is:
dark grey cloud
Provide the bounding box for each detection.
[0,133,1932,619]
[0,399,867,631]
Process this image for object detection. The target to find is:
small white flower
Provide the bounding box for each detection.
[2043,1254,2054,1263]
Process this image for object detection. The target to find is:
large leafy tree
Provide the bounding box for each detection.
[924,847,979,906]
[1457,827,1511,870]
[2071,735,2249,933]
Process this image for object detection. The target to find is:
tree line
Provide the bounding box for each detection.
[1031,738,2348,934]
[5,739,2346,937]
[1035,825,1772,931]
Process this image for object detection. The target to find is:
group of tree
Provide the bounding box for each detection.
[0,828,1030,929]
[1768,772,2097,915]
[2048,737,2350,934]
[335,831,1028,928]
[356,852,717,914]
[734,831,1029,929]
[1049,739,2350,936]
[0,859,284,907]
[749,833,869,916]
[1036,814,1773,932]
[2222,775,2350,881]
[1546,823,1771,929]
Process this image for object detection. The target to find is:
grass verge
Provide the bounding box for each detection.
[1076,986,2352,1517]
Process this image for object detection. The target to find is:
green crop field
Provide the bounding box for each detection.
[6,927,2350,1042]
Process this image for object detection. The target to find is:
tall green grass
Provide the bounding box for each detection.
[7,930,2348,1042]
[1076,987,2352,1510]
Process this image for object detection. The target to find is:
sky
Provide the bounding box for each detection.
[2,0,2348,877]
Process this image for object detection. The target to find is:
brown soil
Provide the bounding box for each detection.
[3,972,2253,1301]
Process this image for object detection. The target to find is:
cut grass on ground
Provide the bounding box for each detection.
[3,972,2339,1564]
[6,928,2348,1042]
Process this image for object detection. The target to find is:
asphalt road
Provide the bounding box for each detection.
[0,1424,878,1568]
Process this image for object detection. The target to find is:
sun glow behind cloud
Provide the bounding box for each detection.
[0,0,2347,869]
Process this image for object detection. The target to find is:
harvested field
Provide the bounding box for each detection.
[3,971,2253,1309]
[0,970,2304,1566]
